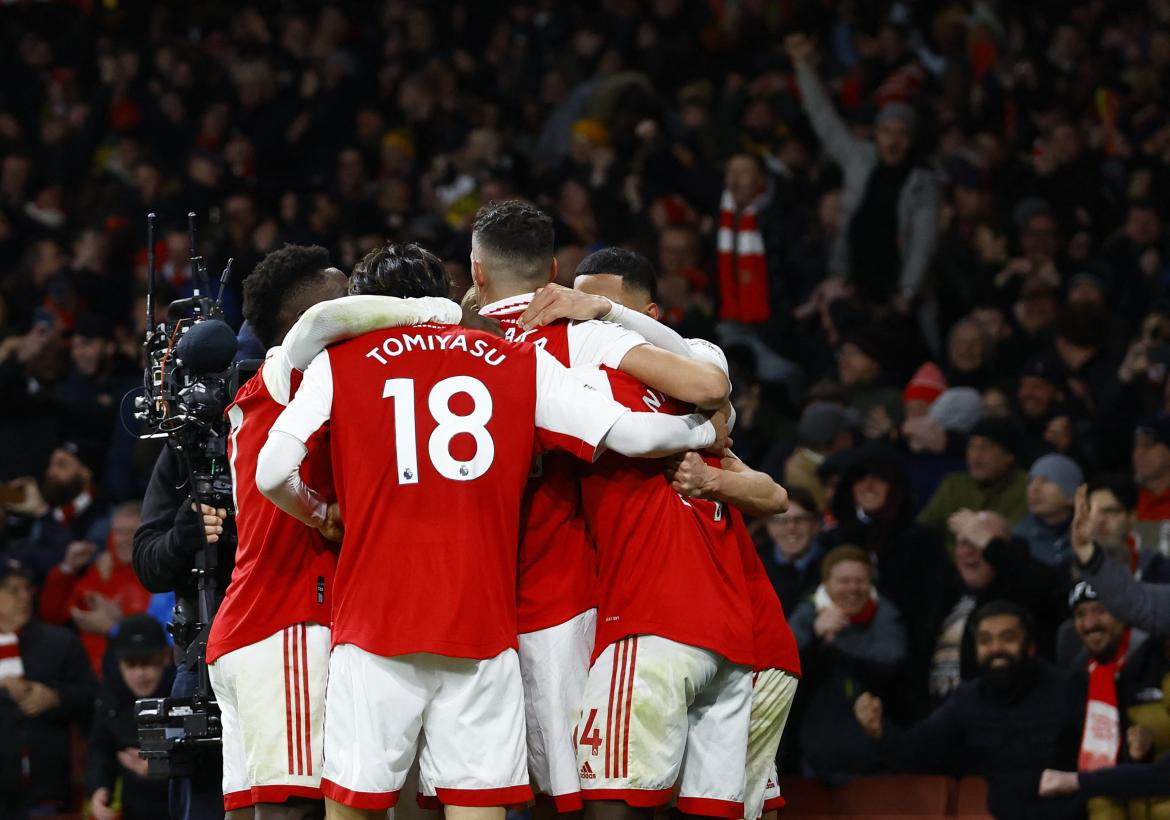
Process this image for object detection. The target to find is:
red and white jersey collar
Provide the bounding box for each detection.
[479,292,537,318]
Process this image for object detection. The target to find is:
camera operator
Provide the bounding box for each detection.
[132,439,236,820]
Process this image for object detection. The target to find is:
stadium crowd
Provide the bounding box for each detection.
[2,0,1170,818]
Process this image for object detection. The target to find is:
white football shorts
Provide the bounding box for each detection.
[208,623,330,809]
[518,608,596,812]
[744,668,798,819]
[576,635,752,818]
[320,644,531,810]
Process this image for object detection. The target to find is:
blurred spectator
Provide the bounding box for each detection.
[38,501,150,676]
[1016,454,1082,567]
[1132,414,1170,521]
[760,486,824,615]
[785,402,854,511]
[918,418,1029,549]
[853,601,1084,820]
[1084,474,1170,581]
[901,385,983,504]
[930,510,1070,700]
[836,324,905,435]
[820,445,951,718]
[0,559,96,817]
[790,545,907,782]
[4,440,110,581]
[1065,582,1170,818]
[87,614,173,820]
[786,34,941,320]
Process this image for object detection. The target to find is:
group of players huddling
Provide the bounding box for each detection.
[203,200,801,820]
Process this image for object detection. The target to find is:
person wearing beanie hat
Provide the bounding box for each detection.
[786,402,856,511]
[918,417,1029,550]
[903,362,947,414]
[927,387,984,434]
[87,613,173,820]
[1014,454,1083,566]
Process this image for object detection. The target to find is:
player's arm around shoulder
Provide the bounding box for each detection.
[617,343,730,410]
[532,348,727,460]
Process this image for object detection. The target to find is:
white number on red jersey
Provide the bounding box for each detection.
[382,376,495,483]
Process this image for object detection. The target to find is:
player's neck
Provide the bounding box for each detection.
[479,281,537,308]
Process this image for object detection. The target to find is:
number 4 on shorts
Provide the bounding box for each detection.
[576,708,603,756]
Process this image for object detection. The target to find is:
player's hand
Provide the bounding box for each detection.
[90,786,121,820]
[197,504,227,544]
[706,402,732,454]
[116,747,150,779]
[854,692,883,739]
[317,502,344,542]
[519,283,610,330]
[665,452,718,499]
[13,680,59,716]
[814,605,850,641]
[1038,769,1080,796]
[60,540,98,575]
[1127,725,1154,760]
[1071,484,1094,564]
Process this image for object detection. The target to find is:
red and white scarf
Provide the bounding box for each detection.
[0,633,22,678]
[814,584,879,626]
[717,191,771,323]
[53,488,93,528]
[1078,628,1132,771]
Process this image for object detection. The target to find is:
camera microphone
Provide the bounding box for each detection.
[175,320,238,375]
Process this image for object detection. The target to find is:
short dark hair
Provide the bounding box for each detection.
[471,200,554,282]
[1086,473,1139,512]
[971,599,1035,647]
[243,244,332,348]
[349,243,449,300]
[575,247,658,302]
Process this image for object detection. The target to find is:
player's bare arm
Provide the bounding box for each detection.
[665,451,789,517]
[520,283,730,409]
[534,348,727,458]
[283,294,463,370]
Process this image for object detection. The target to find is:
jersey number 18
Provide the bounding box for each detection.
[382,376,494,484]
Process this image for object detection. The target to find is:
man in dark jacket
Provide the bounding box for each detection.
[132,442,233,820]
[0,558,97,817]
[821,443,953,718]
[854,601,1084,819]
[88,614,174,820]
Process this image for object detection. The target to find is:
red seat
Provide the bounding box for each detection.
[778,777,835,814]
[780,775,955,817]
[954,776,993,819]
[835,775,954,815]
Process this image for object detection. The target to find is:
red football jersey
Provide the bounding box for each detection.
[728,507,801,676]
[207,349,337,665]
[579,368,754,667]
[271,323,627,661]
[481,293,645,633]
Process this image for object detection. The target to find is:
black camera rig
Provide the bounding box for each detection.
[131,212,257,778]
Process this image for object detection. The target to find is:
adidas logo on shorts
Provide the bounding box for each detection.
[580,761,596,780]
